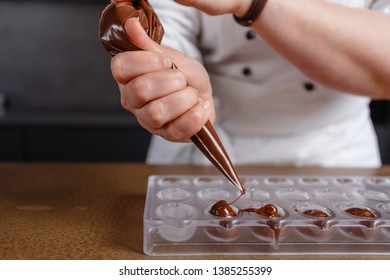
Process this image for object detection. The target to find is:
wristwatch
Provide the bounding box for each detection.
[233,0,268,27]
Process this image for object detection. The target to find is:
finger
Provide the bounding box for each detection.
[135,86,200,130]
[149,97,213,142]
[124,17,163,53]
[120,68,187,109]
[111,51,172,84]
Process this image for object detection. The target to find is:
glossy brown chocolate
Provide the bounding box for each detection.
[191,121,245,194]
[301,209,330,230]
[302,209,330,218]
[239,203,281,217]
[239,204,282,240]
[209,200,237,218]
[98,0,245,194]
[345,207,376,218]
[99,0,164,56]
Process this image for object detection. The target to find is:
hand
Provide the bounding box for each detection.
[111,18,215,142]
[174,0,253,17]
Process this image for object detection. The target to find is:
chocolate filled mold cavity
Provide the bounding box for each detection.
[206,202,240,219]
[337,203,381,220]
[240,202,288,219]
[293,203,335,219]
[144,175,390,256]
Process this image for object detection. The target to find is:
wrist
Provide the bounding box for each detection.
[233,0,254,18]
[233,0,269,27]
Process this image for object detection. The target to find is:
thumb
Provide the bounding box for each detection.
[124,17,163,54]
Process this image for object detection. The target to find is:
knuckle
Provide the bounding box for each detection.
[167,127,188,142]
[172,71,187,88]
[152,54,167,69]
[128,78,150,107]
[144,102,165,128]
[188,107,204,126]
[120,96,128,110]
[110,56,126,82]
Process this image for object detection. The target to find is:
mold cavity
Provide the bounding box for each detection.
[242,202,288,248]
[241,178,259,186]
[366,177,390,186]
[337,203,380,228]
[359,189,390,201]
[249,187,271,201]
[206,202,239,218]
[315,188,349,201]
[265,177,293,186]
[276,188,310,201]
[293,203,334,230]
[293,203,334,218]
[204,224,240,242]
[197,188,231,201]
[155,203,196,220]
[240,202,287,219]
[156,188,192,201]
[338,226,380,241]
[300,177,326,185]
[194,177,224,187]
[335,177,354,184]
[158,225,196,242]
[158,177,190,187]
[379,203,390,214]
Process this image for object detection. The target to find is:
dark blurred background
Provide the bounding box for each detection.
[0,0,389,163]
[0,0,151,162]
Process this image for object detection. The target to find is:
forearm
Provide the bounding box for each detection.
[253,0,390,98]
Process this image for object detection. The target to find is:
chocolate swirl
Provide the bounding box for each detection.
[99,0,164,56]
[209,200,237,218]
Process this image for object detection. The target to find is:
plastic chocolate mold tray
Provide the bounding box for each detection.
[143,175,390,256]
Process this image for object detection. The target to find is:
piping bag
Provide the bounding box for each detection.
[99,0,245,194]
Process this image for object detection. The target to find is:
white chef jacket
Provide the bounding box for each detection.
[146,0,390,167]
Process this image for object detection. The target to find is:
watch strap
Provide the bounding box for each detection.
[233,0,268,27]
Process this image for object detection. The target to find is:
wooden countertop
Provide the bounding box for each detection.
[1,163,389,260]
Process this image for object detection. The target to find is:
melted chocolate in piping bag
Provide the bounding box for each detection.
[99,0,164,55]
[98,0,245,194]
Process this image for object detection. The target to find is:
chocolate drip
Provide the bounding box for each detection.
[239,203,282,242]
[209,201,281,241]
[239,203,281,218]
[99,0,245,194]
